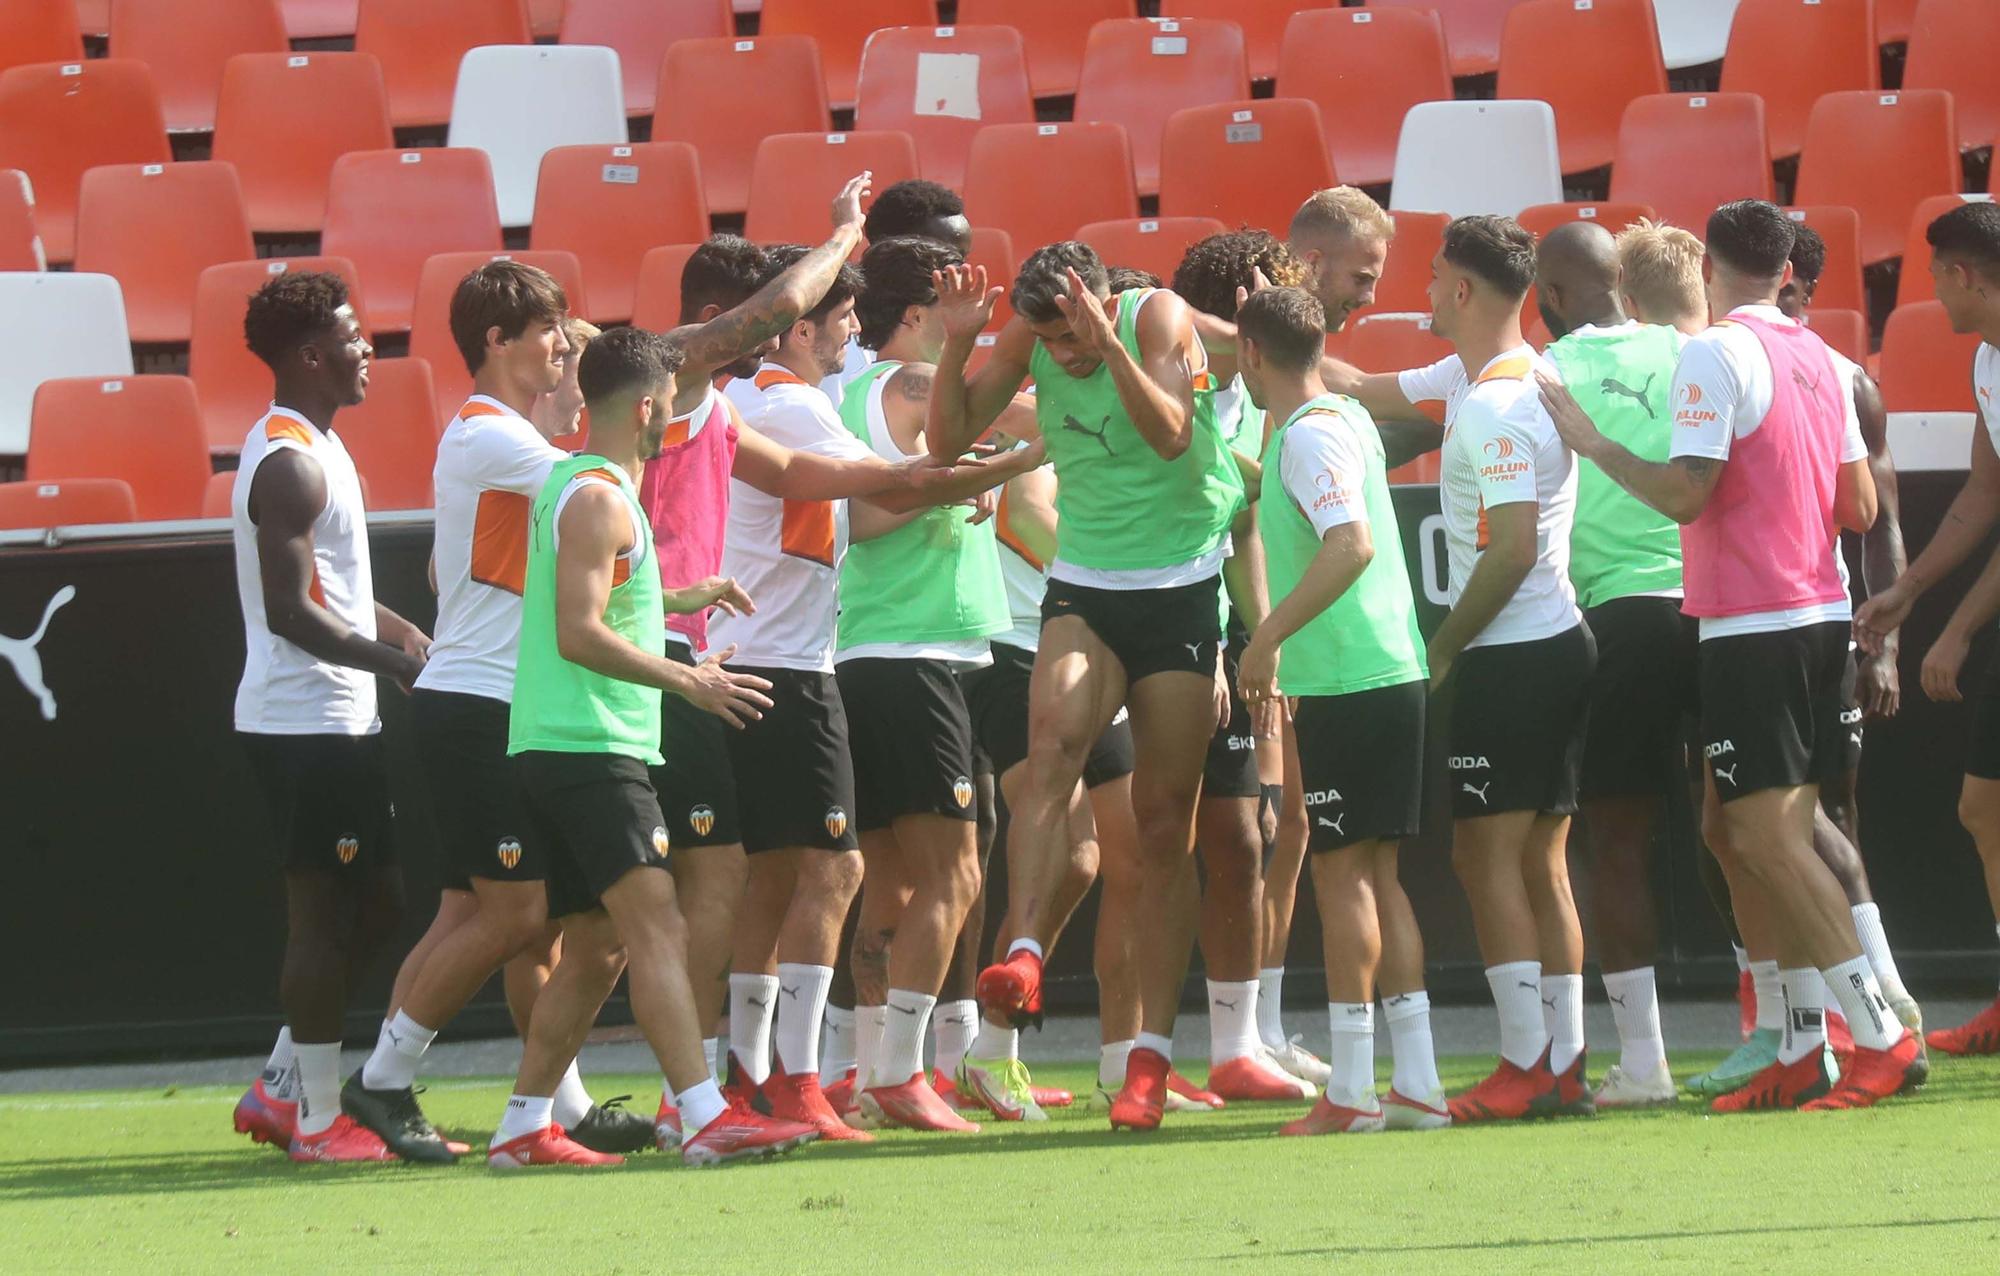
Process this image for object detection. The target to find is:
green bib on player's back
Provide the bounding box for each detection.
[509,455,665,763]
[1547,323,1687,608]
[1259,395,1426,697]
[1030,288,1244,572]
[835,360,1007,650]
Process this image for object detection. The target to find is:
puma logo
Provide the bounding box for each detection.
[1608,993,1626,1008]
[1185,641,1204,662]
[1317,814,1344,835]
[1714,764,1739,787]
[1213,998,1239,1011]
[1600,373,1656,417]
[1387,994,1413,1007]
[1,584,74,720]
[747,996,769,1009]
[779,985,799,999]
[1542,997,1557,1010]
[1516,980,1538,992]
[1061,413,1115,455]
[1461,781,1492,805]
[1792,366,1824,406]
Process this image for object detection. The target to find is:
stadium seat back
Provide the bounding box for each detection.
[1875,0,1919,43]
[1903,0,2000,155]
[528,0,564,38]
[654,36,829,216]
[0,61,170,264]
[964,123,1139,261]
[1781,205,1865,315]
[0,171,44,272]
[1609,92,1772,237]
[743,131,921,246]
[1344,312,1452,374]
[213,52,395,235]
[0,0,84,77]
[1368,0,1514,77]
[355,0,533,130]
[1275,8,1451,190]
[1652,0,1741,69]
[1158,99,1332,235]
[1497,0,1667,175]
[854,25,1035,192]
[560,0,733,117]
[1158,0,1308,82]
[332,357,441,510]
[1074,18,1249,198]
[1802,307,1867,366]
[1794,90,1958,267]
[1896,195,1996,308]
[73,162,254,345]
[1879,301,1982,413]
[1347,209,1450,322]
[0,273,134,457]
[0,478,137,530]
[1390,100,1563,219]
[1719,0,1877,160]
[530,142,708,324]
[409,250,588,426]
[956,0,1136,99]
[109,0,288,134]
[1076,217,1230,289]
[25,375,209,521]
[629,242,703,332]
[448,45,628,228]
[322,148,504,335]
[1517,201,1658,241]
[190,257,368,452]
[281,0,359,39]
[759,0,938,111]
[967,225,1019,331]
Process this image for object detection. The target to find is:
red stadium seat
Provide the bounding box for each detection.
[1876,0,1918,44]
[1794,90,1958,267]
[280,1,360,39]
[1879,301,1982,413]
[854,25,1035,192]
[354,0,533,130]
[1897,195,1996,308]
[0,170,43,271]
[0,0,84,77]
[213,52,395,235]
[73,162,253,345]
[25,375,210,521]
[75,0,110,38]
[529,0,564,38]
[1275,8,1451,190]
[1345,312,1451,374]
[1609,92,1774,236]
[1781,205,1866,315]
[409,250,589,426]
[1158,99,1333,234]
[1719,0,1877,161]
[743,131,921,246]
[1903,0,2000,156]
[1496,0,1667,175]
[629,242,703,332]
[530,142,708,325]
[0,60,169,264]
[654,36,829,216]
[1077,217,1229,287]
[323,149,503,336]
[964,123,1138,259]
[559,0,732,117]
[1348,209,1449,323]
[955,0,1135,99]
[190,257,368,452]
[1074,18,1249,198]
[759,0,937,111]
[201,469,235,518]
[331,357,442,510]
[0,478,137,530]
[109,0,288,134]
[1368,0,1514,78]
[966,224,1018,331]
[1803,307,1868,366]
[1517,202,1658,240]
[1159,0,1319,82]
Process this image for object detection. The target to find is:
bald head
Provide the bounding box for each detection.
[1535,221,1624,339]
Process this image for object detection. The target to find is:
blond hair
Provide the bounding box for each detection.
[1290,186,1396,246]
[1615,219,1706,327]
[563,316,602,352]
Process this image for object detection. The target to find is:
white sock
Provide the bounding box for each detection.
[551,1060,593,1127]
[875,989,937,1086]
[933,999,979,1078]
[293,1041,342,1137]
[1008,937,1044,961]
[1750,960,1782,1032]
[1542,973,1585,1073]
[773,963,833,1077]
[676,1077,727,1133]
[1257,967,1287,1049]
[261,1027,298,1100]
[971,1017,1018,1062]
[1777,968,1827,1064]
[1851,904,1911,1006]
[1822,954,1902,1051]
[1134,1030,1174,1060]
[1326,1002,1375,1106]
[491,1093,553,1146]
[854,1005,886,1090]
[1383,991,1442,1098]
[1485,961,1549,1070]
[1207,979,1261,1064]
[1601,967,1666,1081]
[360,1009,437,1092]
[727,973,779,1085]
[1733,944,1750,976]
[1099,1039,1135,1088]
[703,1037,719,1084]
[820,1008,856,1084]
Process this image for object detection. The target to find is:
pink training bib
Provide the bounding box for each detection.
[638,389,741,649]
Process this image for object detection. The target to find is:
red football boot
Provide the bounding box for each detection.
[976,948,1045,1027]
[721,1052,768,1113]
[1280,1094,1386,1135]
[859,1073,980,1133]
[287,1114,395,1163]
[1447,1052,1558,1124]
[488,1124,624,1169]
[933,1068,984,1112]
[763,1069,875,1142]
[1208,1054,1315,1102]
[1710,1050,1834,1113]
[680,1100,820,1167]
[1166,1068,1226,1111]
[1548,1049,1596,1118]
[1109,1047,1170,1131]
[233,1077,296,1148]
[1031,1084,1074,1109]
[654,1095,682,1149]
[1927,995,2000,1056]
[1826,1010,1854,1064]
[1801,1033,1925,1111]
[823,1068,859,1116]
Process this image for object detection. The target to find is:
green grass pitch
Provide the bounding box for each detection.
[5,1053,2000,1274]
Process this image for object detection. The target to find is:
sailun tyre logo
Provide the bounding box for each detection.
[1682,383,1704,406]
[496,838,523,870]
[952,776,974,809]
[1482,437,1515,461]
[825,807,849,840]
[335,837,359,865]
[689,805,716,837]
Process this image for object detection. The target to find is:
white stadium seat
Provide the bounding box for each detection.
[1653,0,1740,70]
[0,271,133,456]
[446,44,628,228]
[1389,100,1563,220]
[1887,412,1978,473]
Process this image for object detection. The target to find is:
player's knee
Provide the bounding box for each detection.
[1960,790,2000,847]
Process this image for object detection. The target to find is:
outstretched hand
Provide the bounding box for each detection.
[832,170,874,232]
[1050,267,1119,356]
[1536,373,1605,458]
[933,264,1002,342]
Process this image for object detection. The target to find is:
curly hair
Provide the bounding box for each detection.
[1106,266,1162,294]
[243,270,352,370]
[1170,230,1307,321]
[863,179,964,243]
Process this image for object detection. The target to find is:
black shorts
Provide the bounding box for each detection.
[1834,649,1864,775]
[1698,621,1852,803]
[411,688,542,890]
[1203,639,1261,800]
[1042,573,1222,686]
[649,641,742,849]
[1448,623,1595,818]
[1579,597,1699,801]
[512,750,671,917]
[960,640,1137,789]
[1295,680,1427,851]
[1968,662,2000,781]
[239,731,396,872]
[723,665,859,853]
[838,657,979,831]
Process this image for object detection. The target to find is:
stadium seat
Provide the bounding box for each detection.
[25,375,209,521]
[1718,0,1878,161]
[0,172,44,272]
[1345,312,1452,375]
[409,250,588,425]
[0,478,137,530]
[0,272,133,457]
[108,0,288,134]
[1275,8,1451,190]
[200,469,235,518]
[529,0,564,38]
[1879,301,1982,412]
[759,0,937,112]
[1897,195,1996,307]
[74,0,110,38]
[447,45,628,228]
[653,36,829,216]
[955,0,1135,99]
[281,0,360,39]
[0,0,84,77]
[354,0,533,131]
[0,61,170,264]
[743,131,921,246]
[1389,100,1563,219]
[1158,0,1316,83]
[1782,205,1866,315]
[72,162,254,345]
[966,225,1019,331]
[1368,0,1514,78]
[1652,0,1740,69]
[530,142,708,325]
[853,25,1035,192]
[330,357,441,510]
[1876,0,1917,45]
[322,149,504,335]
[1903,0,2000,156]
[1359,210,1450,319]
[1517,202,1658,240]
[1075,19,1249,199]
[190,257,367,452]
[1497,0,1667,176]
[1794,90,1958,267]
[1076,217,1229,287]
[964,123,1139,261]
[212,52,395,235]
[628,242,702,332]
[1157,100,1332,234]
[1803,307,1867,366]
[1608,92,1773,237]
[559,0,732,118]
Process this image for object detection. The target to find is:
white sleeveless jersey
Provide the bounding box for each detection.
[1978,342,1999,453]
[991,461,1054,654]
[231,405,380,735]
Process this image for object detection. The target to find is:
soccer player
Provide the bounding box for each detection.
[817,178,975,408]
[1541,199,1920,1112]
[227,271,431,1162]
[927,242,1249,1131]
[1234,286,1447,1133]
[1854,201,2000,1055]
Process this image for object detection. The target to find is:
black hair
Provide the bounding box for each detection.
[1440,215,1537,300]
[1012,241,1108,325]
[1927,201,2000,281]
[447,260,568,375]
[1705,199,1797,278]
[759,244,863,325]
[1787,224,1827,288]
[855,236,962,352]
[1106,266,1162,293]
[578,325,685,407]
[863,179,965,243]
[680,234,769,322]
[1170,230,1307,320]
[243,270,352,369]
